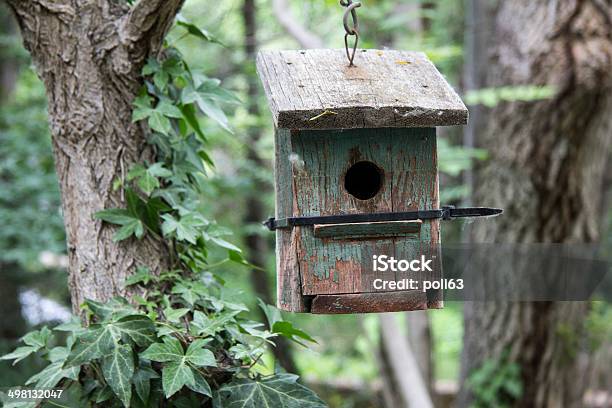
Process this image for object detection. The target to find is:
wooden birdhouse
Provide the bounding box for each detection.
[256,49,471,314]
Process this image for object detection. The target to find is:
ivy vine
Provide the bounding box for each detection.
[1,23,325,408]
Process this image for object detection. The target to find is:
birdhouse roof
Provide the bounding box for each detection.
[256,49,468,130]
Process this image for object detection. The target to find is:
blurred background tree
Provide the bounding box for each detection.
[0,0,610,407]
[0,1,69,387]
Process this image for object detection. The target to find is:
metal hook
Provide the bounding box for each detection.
[340,0,361,66]
[344,32,359,66]
[342,1,361,35]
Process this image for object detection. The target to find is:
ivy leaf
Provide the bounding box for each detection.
[148,111,172,135]
[171,283,196,306]
[271,321,317,346]
[26,362,80,388]
[95,209,136,226]
[54,320,85,333]
[132,94,153,122]
[210,237,241,252]
[125,266,154,287]
[0,346,37,365]
[64,325,115,367]
[181,85,232,134]
[141,337,184,363]
[147,162,172,178]
[156,100,183,119]
[165,307,190,323]
[95,209,144,241]
[48,346,69,363]
[154,70,169,91]
[176,16,223,46]
[216,374,326,408]
[185,340,216,367]
[21,327,51,349]
[161,214,199,244]
[187,368,212,397]
[137,172,160,196]
[228,249,250,267]
[162,360,195,398]
[191,310,240,337]
[83,298,136,321]
[102,344,134,408]
[257,299,282,328]
[93,386,114,404]
[113,315,156,347]
[133,366,159,403]
[180,104,207,142]
[114,219,144,241]
[198,78,241,105]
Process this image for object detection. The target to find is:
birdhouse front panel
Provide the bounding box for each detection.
[257,49,469,314]
[287,127,440,296]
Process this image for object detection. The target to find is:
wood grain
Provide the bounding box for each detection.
[313,220,422,240]
[275,128,309,312]
[311,291,432,314]
[256,49,468,130]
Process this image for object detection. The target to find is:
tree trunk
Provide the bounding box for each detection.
[458,1,612,407]
[241,0,298,375]
[6,0,185,312]
[0,5,28,341]
[0,264,27,340]
[379,314,434,408]
[0,2,19,99]
[406,311,433,393]
[461,0,497,207]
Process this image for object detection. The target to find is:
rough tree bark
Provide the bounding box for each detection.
[6,0,185,312]
[458,1,612,407]
[0,3,19,100]
[241,0,298,374]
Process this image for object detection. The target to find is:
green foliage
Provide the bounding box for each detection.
[1,24,323,408]
[438,137,488,177]
[216,373,325,407]
[0,70,65,269]
[585,301,612,350]
[467,351,523,408]
[464,85,557,107]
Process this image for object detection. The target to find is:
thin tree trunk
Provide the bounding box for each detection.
[458,1,612,407]
[420,1,436,34]
[461,0,496,207]
[0,5,27,341]
[379,314,434,408]
[271,0,323,49]
[0,3,19,100]
[0,264,27,340]
[241,0,298,374]
[406,311,433,394]
[6,0,185,312]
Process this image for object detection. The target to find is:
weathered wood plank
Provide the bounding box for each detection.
[313,220,422,240]
[390,128,443,307]
[256,49,468,130]
[311,291,431,314]
[275,128,309,312]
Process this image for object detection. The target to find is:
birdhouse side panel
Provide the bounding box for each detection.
[274,128,308,312]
